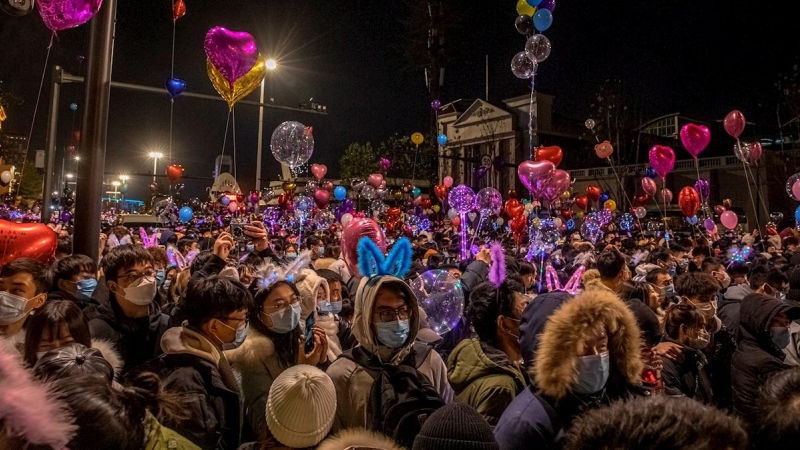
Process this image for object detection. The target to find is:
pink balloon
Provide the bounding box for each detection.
[594,141,614,159]
[714,205,726,215]
[792,180,800,201]
[368,173,384,189]
[749,142,763,164]
[724,110,746,139]
[517,160,555,198]
[680,123,711,159]
[313,189,330,208]
[720,210,739,229]
[543,169,571,202]
[228,201,239,213]
[648,145,676,178]
[661,188,673,204]
[642,178,657,196]
[37,0,103,32]
[311,164,327,181]
[204,27,259,88]
[342,218,386,278]
[443,176,454,188]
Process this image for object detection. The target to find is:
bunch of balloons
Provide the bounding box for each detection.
[205,27,266,109]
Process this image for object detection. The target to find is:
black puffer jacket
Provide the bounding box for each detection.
[660,336,713,404]
[731,294,800,420]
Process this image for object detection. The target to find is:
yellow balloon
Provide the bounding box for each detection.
[604,199,617,212]
[432,205,441,213]
[576,211,585,220]
[516,0,536,16]
[207,56,267,109]
[411,132,424,146]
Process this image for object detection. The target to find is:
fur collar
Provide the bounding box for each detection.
[316,428,405,450]
[533,289,643,399]
[224,326,276,367]
[91,339,123,376]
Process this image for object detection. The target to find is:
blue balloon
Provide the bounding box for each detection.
[526,0,542,6]
[412,187,421,198]
[437,133,447,146]
[599,192,610,204]
[221,196,231,206]
[334,185,347,201]
[165,77,187,99]
[686,215,698,225]
[795,205,800,224]
[566,218,575,230]
[69,103,78,111]
[533,9,553,32]
[179,206,194,223]
[645,167,657,179]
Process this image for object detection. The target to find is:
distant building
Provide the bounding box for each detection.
[436,93,588,193]
[0,132,27,167]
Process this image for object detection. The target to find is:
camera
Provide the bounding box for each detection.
[230,221,247,241]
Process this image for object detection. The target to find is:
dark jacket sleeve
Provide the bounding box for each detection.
[163,367,223,450]
[88,317,118,343]
[659,357,687,397]
[191,254,228,281]
[461,260,489,300]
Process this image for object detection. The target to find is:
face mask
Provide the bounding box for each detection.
[286,252,298,260]
[663,284,675,298]
[770,326,790,350]
[217,319,248,345]
[155,269,166,288]
[246,244,255,252]
[714,271,731,289]
[667,266,677,277]
[163,279,172,291]
[0,291,30,326]
[119,276,157,306]
[376,319,410,348]
[318,300,333,316]
[688,299,717,320]
[330,301,343,314]
[264,303,302,334]
[75,278,98,300]
[219,266,240,282]
[678,258,689,269]
[574,351,610,395]
[688,328,711,349]
[317,247,325,257]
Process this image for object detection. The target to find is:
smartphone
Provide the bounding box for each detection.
[304,314,316,353]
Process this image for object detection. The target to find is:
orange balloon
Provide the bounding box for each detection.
[535,145,563,167]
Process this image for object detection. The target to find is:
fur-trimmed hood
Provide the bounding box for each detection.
[224,325,276,369]
[91,339,123,376]
[316,428,405,450]
[295,269,331,320]
[533,289,643,399]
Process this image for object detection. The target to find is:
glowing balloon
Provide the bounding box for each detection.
[271,121,314,169]
[511,51,536,79]
[411,270,464,335]
[475,187,503,216]
[634,206,647,219]
[449,185,475,215]
[524,34,551,63]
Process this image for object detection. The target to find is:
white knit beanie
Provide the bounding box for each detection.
[266,364,337,448]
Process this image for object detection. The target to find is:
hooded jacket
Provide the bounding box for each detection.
[326,275,453,431]
[518,291,572,372]
[494,290,644,450]
[659,336,713,404]
[85,298,169,375]
[447,338,525,426]
[316,428,404,450]
[731,294,800,420]
[145,324,242,450]
[632,263,661,282]
[224,326,287,441]
[720,283,754,343]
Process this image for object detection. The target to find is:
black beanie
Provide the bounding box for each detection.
[412,403,500,450]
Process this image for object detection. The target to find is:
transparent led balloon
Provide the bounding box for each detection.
[525,34,552,63]
[511,51,536,79]
[271,121,314,169]
[411,270,464,335]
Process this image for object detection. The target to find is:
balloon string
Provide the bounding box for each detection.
[528,77,536,160]
[171,20,176,78]
[469,214,485,250]
[220,110,231,167]
[605,157,634,211]
[661,177,671,249]
[19,36,54,193]
[232,106,237,180]
[168,99,174,196]
[460,213,468,260]
[737,139,762,240]
[743,162,771,221]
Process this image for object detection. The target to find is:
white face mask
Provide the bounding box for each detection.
[119,276,157,306]
[0,291,30,325]
[219,266,240,282]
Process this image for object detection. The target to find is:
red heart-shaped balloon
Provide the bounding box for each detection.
[166,164,184,184]
[504,198,524,218]
[586,185,601,202]
[434,184,447,201]
[0,220,58,266]
[535,145,563,167]
[574,194,588,211]
[420,198,432,209]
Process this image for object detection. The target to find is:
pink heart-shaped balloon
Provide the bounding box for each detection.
[642,177,657,196]
[661,188,673,204]
[749,141,763,164]
[680,124,711,159]
[724,110,745,139]
[204,27,259,88]
[38,0,103,32]
[594,141,614,159]
[368,173,384,189]
[311,164,327,181]
[517,160,555,197]
[648,145,675,178]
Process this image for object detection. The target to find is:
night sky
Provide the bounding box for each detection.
[1,0,798,202]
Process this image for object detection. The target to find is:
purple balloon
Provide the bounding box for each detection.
[38,0,103,32]
[474,166,488,180]
[341,198,354,213]
[431,99,441,110]
[59,211,72,223]
[538,0,555,12]
[204,27,259,88]
[475,188,503,216]
[704,218,716,232]
[493,155,506,172]
[448,185,475,215]
[694,178,710,200]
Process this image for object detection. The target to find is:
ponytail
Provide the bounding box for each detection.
[117,372,187,425]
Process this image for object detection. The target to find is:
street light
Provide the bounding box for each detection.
[74,156,80,162]
[65,173,74,179]
[119,174,129,181]
[148,151,163,182]
[256,58,278,191]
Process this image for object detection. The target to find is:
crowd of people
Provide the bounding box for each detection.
[2,219,800,450]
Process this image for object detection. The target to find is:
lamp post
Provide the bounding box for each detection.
[255,58,278,191]
[149,152,163,182]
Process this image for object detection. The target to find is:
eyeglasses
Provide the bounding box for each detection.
[216,315,249,326]
[118,269,155,280]
[263,295,300,312]
[375,306,411,323]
